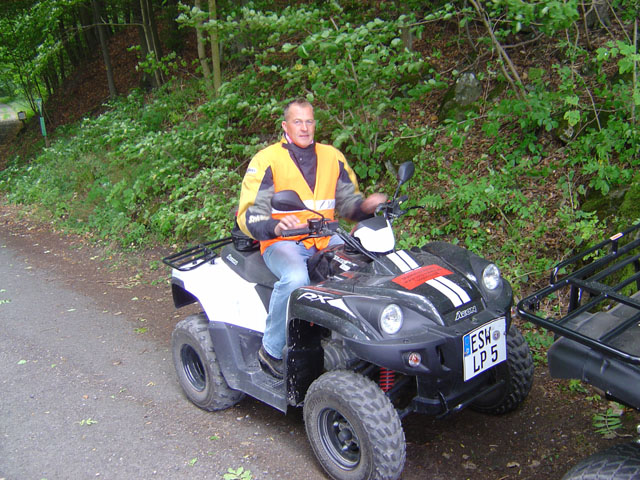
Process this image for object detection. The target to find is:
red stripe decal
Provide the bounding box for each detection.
[392,265,453,290]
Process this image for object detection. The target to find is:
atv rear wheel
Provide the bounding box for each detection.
[562,441,640,480]
[303,370,405,480]
[471,323,534,415]
[171,313,244,411]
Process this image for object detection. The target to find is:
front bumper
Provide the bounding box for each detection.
[343,313,509,416]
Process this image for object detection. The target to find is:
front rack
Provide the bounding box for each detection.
[517,222,640,365]
[162,237,233,271]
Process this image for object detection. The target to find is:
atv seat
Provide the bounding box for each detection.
[221,244,278,288]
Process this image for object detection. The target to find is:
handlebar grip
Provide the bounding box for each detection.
[326,220,340,231]
[280,227,311,237]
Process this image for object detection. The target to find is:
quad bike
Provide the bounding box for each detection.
[163,161,534,480]
[517,222,640,479]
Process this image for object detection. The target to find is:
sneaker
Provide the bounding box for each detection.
[258,345,284,379]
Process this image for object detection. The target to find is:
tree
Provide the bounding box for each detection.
[194,0,213,90]
[209,0,221,92]
[139,0,165,87]
[181,0,222,94]
[92,0,117,98]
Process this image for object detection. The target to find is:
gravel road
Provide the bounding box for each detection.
[0,104,22,145]
[0,231,327,480]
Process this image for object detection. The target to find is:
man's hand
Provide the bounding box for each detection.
[274,214,306,237]
[361,193,388,214]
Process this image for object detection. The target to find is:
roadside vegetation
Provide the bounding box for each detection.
[1,1,639,298]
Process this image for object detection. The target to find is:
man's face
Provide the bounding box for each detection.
[282,104,315,148]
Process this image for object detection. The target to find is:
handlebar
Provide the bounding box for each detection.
[375,194,412,220]
[281,226,315,237]
[280,220,340,238]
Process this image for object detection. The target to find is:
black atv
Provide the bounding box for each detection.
[163,161,534,480]
[518,222,640,480]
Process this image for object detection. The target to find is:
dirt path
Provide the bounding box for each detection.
[0,104,22,145]
[1,200,637,480]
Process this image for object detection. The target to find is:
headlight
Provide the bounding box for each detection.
[482,263,502,290]
[380,304,403,334]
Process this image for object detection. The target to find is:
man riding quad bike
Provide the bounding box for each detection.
[163,161,534,480]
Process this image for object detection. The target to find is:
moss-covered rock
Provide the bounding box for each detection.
[620,176,640,221]
[437,72,482,122]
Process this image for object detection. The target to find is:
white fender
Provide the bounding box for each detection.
[172,258,268,332]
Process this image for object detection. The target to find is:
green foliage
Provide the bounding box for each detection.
[0,0,638,300]
[521,323,554,365]
[223,467,253,480]
[593,406,624,438]
[567,379,588,394]
[277,14,434,181]
[484,0,580,36]
[0,80,241,247]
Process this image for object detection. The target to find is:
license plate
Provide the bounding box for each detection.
[463,317,507,381]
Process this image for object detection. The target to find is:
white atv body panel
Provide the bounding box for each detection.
[172,258,267,332]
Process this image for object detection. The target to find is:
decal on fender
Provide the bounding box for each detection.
[297,292,355,317]
[297,292,333,304]
[392,265,453,290]
[392,264,472,308]
[455,305,477,321]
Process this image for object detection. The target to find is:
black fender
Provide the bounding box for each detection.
[170,279,198,308]
[419,242,513,314]
[285,286,377,405]
[287,287,376,342]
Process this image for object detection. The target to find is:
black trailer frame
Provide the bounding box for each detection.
[517,222,640,409]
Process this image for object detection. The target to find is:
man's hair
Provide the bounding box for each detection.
[284,98,313,120]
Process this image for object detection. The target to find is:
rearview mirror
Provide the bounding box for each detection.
[397,162,415,185]
[271,190,306,212]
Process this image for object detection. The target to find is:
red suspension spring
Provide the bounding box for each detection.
[379,368,395,392]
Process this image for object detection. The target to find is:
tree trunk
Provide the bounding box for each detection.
[164,0,183,50]
[139,0,164,87]
[78,0,98,60]
[195,0,213,92]
[209,0,221,93]
[147,0,163,60]
[132,0,153,89]
[92,0,117,99]
[57,48,66,83]
[59,18,80,68]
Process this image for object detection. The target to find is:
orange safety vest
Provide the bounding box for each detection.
[259,143,340,254]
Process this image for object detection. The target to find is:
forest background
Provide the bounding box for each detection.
[1,0,639,310]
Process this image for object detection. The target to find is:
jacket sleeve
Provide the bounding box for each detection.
[236,151,279,241]
[334,151,369,222]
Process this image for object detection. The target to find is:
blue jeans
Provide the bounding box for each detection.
[261,236,342,359]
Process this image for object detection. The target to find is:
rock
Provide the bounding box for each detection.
[584,0,610,29]
[437,72,483,122]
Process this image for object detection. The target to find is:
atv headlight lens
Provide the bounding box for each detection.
[482,263,502,290]
[380,304,403,334]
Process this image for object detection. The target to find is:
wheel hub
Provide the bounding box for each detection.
[181,344,206,392]
[319,408,360,469]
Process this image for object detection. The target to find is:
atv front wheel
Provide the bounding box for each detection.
[303,370,405,480]
[471,323,534,415]
[562,441,640,480]
[171,313,244,411]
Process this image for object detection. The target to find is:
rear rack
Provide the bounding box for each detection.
[517,222,640,365]
[162,238,233,271]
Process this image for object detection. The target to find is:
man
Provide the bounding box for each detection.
[237,99,386,378]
